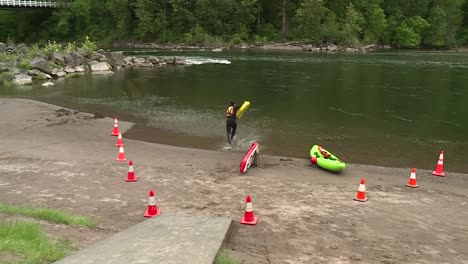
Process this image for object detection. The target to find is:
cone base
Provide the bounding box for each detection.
[116,158,127,162]
[432,171,446,177]
[111,132,120,136]
[125,178,137,182]
[353,197,368,202]
[240,216,258,225]
[144,209,161,218]
[406,184,419,188]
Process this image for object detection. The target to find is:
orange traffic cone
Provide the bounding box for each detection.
[116,146,126,162]
[432,150,446,177]
[240,195,258,225]
[111,116,120,136]
[144,190,160,218]
[125,160,137,182]
[353,178,368,202]
[115,133,124,147]
[406,168,419,188]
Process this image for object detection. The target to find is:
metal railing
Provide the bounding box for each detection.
[0,0,57,8]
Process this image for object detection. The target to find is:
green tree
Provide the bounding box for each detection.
[293,0,328,42]
[424,6,447,47]
[340,2,363,46]
[393,16,429,48]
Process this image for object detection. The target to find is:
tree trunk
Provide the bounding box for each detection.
[257,2,261,34]
[282,0,287,36]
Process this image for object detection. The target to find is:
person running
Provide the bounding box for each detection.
[226,101,240,144]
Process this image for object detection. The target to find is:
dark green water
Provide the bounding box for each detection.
[2,50,468,172]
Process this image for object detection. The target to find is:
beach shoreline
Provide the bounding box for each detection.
[1,98,467,263]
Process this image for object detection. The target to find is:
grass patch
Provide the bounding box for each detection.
[0,203,96,228]
[0,221,70,264]
[214,249,239,264]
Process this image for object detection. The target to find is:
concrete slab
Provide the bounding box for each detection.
[54,215,232,264]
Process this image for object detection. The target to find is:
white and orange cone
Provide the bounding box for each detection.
[115,133,124,147]
[432,150,446,177]
[406,168,419,188]
[116,146,126,162]
[125,160,137,182]
[240,195,258,225]
[144,190,160,218]
[111,116,120,136]
[353,178,368,202]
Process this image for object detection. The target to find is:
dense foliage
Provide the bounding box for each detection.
[1,0,467,48]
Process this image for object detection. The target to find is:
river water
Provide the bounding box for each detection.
[2,50,468,172]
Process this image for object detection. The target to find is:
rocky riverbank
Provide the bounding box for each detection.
[0,42,187,87]
[115,41,389,53]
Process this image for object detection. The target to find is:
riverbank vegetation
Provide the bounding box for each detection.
[1,0,468,49]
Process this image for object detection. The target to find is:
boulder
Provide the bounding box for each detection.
[108,51,125,66]
[28,69,51,80]
[0,42,6,52]
[70,51,84,66]
[42,81,55,87]
[74,65,85,72]
[31,57,53,75]
[327,44,338,52]
[137,62,153,67]
[362,44,375,51]
[16,43,29,54]
[123,57,133,66]
[133,57,146,64]
[52,52,66,65]
[13,74,32,85]
[56,71,67,77]
[65,53,76,67]
[164,57,175,64]
[0,62,9,72]
[147,56,159,64]
[212,48,223,52]
[174,57,186,65]
[90,52,104,61]
[64,66,76,73]
[91,62,111,71]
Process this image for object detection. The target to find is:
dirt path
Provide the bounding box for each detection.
[0,98,467,264]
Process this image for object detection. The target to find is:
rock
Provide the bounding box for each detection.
[359,47,367,53]
[363,44,375,51]
[137,62,153,67]
[90,52,104,61]
[212,48,223,52]
[158,62,167,66]
[302,45,313,51]
[42,81,55,87]
[383,45,392,49]
[164,57,175,64]
[65,53,76,67]
[64,66,75,73]
[30,56,53,75]
[13,74,32,85]
[99,57,108,62]
[108,51,125,66]
[147,56,159,64]
[96,49,106,55]
[345,47,357,52]
[174,57,186,65]
[327,44,338,52]
[52,68,59,75]
[94,112,105,119]
[52,52,66,65]
[56,71,66,77]
[16,43,29,54]
[0,62,9,72]
[28,69,51,80]
[74,65,85,72]
[123,57,133,66]
[0,42,6,52]
[92,70,114,75]
[133,57,146,65]
[70,51,84,66]
[91,62,111,71]
[89,60,99,65]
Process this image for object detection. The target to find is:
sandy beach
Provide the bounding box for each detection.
[0,98,467,264]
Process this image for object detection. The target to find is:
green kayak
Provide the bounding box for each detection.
[309,145,346,172]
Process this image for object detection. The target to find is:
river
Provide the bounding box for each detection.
[1,49,468,173]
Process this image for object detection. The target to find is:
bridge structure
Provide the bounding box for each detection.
[0,0,58,8]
